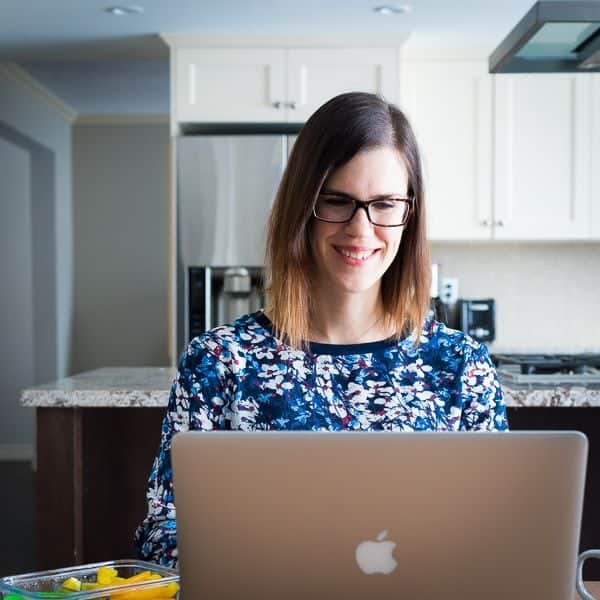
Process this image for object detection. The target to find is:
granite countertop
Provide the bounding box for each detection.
[20,367,176,408]
[502,385,600,407]
[19,367,600,408]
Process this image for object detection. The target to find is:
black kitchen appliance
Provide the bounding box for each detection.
[458,299,496,342]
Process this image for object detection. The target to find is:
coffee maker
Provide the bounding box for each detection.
[429,264,495,343]
[458,299,496,342]
[186,266,265,344]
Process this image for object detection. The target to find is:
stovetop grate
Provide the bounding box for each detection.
[492,354,600,385]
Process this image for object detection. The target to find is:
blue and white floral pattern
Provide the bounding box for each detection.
[134,311,508,566]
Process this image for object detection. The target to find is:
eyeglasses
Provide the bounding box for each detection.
[313,193,413,227]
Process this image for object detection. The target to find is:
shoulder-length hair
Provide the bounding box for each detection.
[265,91,430,350]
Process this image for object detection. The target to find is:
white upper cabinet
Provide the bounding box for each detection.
[400,60,493,241]
[175,48,286,122]
[286,48,397,122]
[174,47,397,123]
[493,74,592,240]
[592,75,600,240]
[171,41,599,242]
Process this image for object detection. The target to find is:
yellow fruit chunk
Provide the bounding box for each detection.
[111,581,179,600]
[62,577,82,591]
[81,582,101,591]
[122,571,153,584]
[97,566,119,585]
[157,582,179,598]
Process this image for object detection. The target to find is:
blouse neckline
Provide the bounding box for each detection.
[253,311,401,356]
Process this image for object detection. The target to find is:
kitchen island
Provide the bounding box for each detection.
[22,367,600,577]
[21,367,600,409]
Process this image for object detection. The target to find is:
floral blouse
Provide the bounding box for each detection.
[134,311,508,567]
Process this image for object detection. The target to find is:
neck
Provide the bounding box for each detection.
[308,285,393,345]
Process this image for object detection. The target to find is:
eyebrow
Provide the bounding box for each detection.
[320,188,409,200]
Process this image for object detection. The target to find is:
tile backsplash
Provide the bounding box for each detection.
[431,243,600,353]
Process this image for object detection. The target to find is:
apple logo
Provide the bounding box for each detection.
[355,530,398,575]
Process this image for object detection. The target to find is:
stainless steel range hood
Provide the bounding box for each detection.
[489,1,600,73]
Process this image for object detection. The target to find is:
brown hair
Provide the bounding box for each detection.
[265,91,430,349]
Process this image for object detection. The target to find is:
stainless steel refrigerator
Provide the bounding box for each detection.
[176,134,297,353]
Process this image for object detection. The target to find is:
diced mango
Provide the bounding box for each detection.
[121,571,153,584]
[111,581,179,600]
[81,582,102,591]
[97,566,119,585]
[62,577,82,591]
[61,565,178,600]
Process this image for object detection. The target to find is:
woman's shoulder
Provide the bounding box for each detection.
[414,314,488,364]
[185,311,275,360]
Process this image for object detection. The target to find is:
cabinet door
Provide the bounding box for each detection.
[287,48,397,122]
[592,75,600,239]
[175,48,286,122]
[400,60,492,240]
[493,74,592,240]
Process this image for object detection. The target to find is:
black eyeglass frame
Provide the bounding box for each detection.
[312,193,414,228]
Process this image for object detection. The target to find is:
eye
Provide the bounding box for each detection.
[319,195,353,207]
[370,200,397,211]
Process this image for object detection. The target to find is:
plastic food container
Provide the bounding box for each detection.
[0,559,179,599]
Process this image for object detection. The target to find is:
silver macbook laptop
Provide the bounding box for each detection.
[172,431,588,600]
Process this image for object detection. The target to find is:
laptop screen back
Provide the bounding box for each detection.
[172,431,587,600]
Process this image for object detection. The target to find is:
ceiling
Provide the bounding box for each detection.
[1,0,582,114]
[0,0,564,61]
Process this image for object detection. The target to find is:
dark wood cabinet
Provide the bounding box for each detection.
[36,406,600,580]
[36,407,164,570]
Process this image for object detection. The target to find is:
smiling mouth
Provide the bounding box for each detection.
[334,246,380,261]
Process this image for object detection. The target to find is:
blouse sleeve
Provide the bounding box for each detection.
[134,338,234,567]
[458,341,509,431]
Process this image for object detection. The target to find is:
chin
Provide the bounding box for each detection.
[331,274,381,295]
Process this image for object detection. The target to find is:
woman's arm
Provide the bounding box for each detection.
[134,338,234,566]
[133,393,182,567]
[458,342,508,432]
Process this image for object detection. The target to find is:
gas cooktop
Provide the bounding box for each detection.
[492,354,600,386]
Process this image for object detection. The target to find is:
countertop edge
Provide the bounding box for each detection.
[21,389,172,408]
[20,388,600,409]
[18,367,600,408]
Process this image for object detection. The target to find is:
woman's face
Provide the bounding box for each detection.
[310,146,409,298]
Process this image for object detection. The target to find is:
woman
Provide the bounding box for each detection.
[135,92,508,567]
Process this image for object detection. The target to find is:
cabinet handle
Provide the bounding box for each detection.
[480,219,490,227]
[495,220,505,227]
[272,101,283,109]
[287,101,298,110]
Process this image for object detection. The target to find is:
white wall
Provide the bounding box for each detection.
[0,64,170,460]
[0,137,33,457]
[431,242,600,353]
[18,60,169,116]
[71,121,170,372]
[0,63,74,458]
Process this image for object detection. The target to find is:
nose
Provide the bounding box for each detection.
[344,204,373,233]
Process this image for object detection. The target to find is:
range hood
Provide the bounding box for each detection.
[489,1,600,73]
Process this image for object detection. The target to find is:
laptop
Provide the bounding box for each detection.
[172,431,588,600]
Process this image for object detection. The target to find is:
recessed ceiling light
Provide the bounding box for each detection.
[373,5,411,15]
[105,5,144,16]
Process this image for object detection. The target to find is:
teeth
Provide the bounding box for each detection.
[338,248,375,260]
